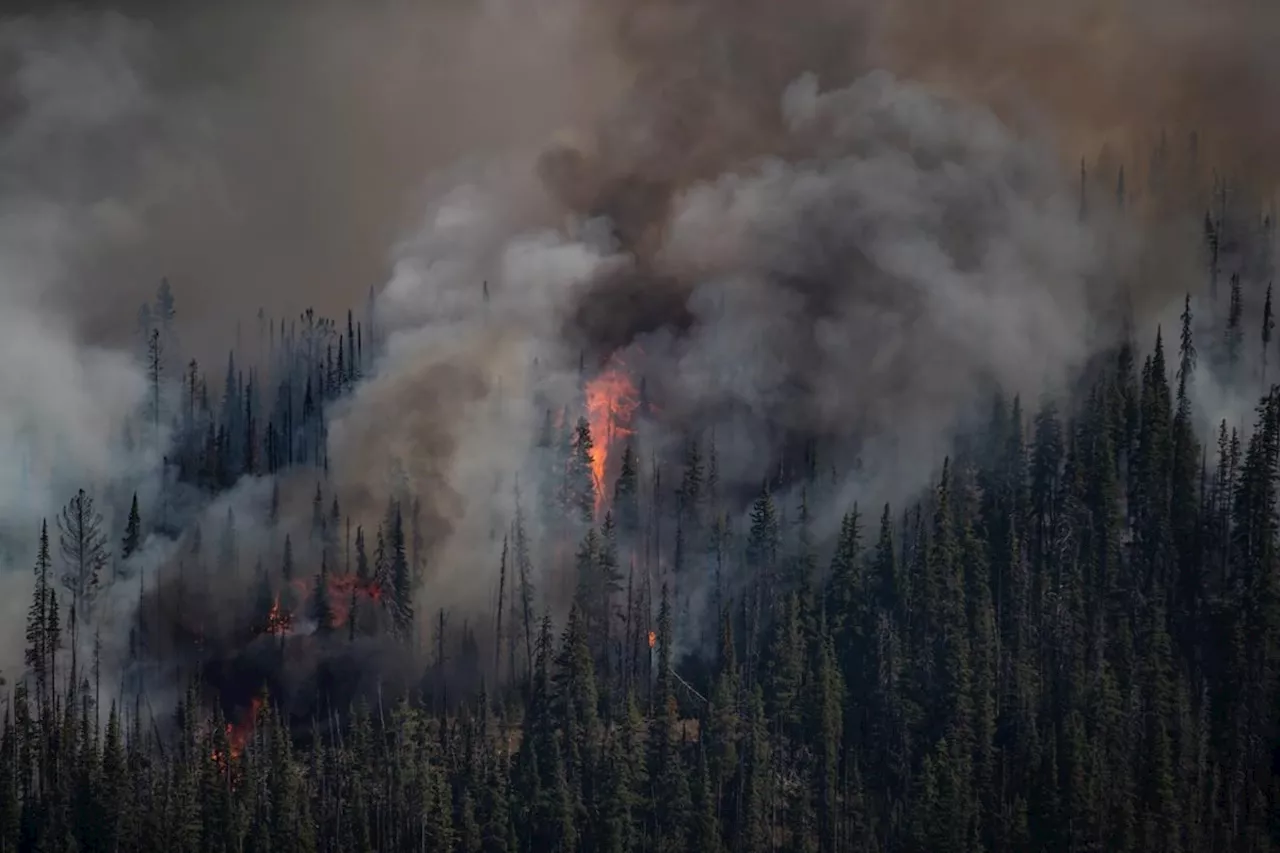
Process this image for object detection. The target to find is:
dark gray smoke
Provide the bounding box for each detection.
[336,67,1110,629]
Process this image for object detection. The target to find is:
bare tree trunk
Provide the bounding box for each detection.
[495,536,507,682]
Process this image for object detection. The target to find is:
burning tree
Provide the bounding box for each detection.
[585,361,639,517]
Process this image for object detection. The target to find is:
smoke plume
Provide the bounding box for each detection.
[0,0,1275,691]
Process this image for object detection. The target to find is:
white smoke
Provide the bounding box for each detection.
[0,17,168,685]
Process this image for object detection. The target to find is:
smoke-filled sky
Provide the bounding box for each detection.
[5,0,1278,348]
[0,0,1277,680]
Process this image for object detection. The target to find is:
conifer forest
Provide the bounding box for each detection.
[4,1,1280,852]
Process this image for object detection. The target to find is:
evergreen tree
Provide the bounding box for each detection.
[649,585,691,853]
[25,521,53,708]
[1226,272,1243,368]
[1263,281,1274,383]
[311,552,334,633]
[121,493,142,563]
[282,533,295,582]
[57,489,109,637]
[569,417,596,525]
[613,441,640,539]
[388,502,414,638]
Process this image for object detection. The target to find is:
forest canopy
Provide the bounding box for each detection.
[2,0,1280,852]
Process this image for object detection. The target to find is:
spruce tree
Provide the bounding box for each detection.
[121,493,142,562]
[388,502,413,638]
[1225,272,1243,368]
[569,417,597,525]
[25,521,52,708]
[311,552,334,633]
[649,584,691,853]
[613,441,640,539]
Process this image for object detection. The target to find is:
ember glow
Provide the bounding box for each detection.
[328,574,383,628]
[227,696,264,760]
[212,696,264,770]
[648,630,656,649]
[584,360,638,515]
[266,574,382,636]
[265,595,292,636]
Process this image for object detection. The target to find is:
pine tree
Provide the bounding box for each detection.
[689,745,722,853]
[388,502,414,638]
[148,327,163,438]
[525,615,576,853]
[57,489,109,638]
[480,735,514,853]
[810,619,844,853]
[311,552,334,633]
[121,493,142,563]
[25,521,52,708]
[572,527,601,631]
[598,726,636,853]
[746,482,780,679]
[649,584,691,853]
[553,604,598,837]
[354,525,369,582]
[0,707,19,852]
[1172,296,1203,649]
[826,505,862,660]
[1262,281,1274,384]
[1226,272,1243,368]
[613,441,640,539]
[738,685,770,853]
[311,482,325,544]
[570,417,596,525]
[513,490,536,677]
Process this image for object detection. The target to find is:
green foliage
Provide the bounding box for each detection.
[16,182,1280,853]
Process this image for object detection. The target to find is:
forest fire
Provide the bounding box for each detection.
[585,359,639,514]
[263,574,383,637]
[210,696,264,771]
[648,630,656,649]
[265,595,292,636]
[327,574,383,628]
[227,696,264,759]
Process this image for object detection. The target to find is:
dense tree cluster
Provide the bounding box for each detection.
[5,161,1280,853]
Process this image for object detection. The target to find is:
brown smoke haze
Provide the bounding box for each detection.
[877,0,1280,182]
[13,0,1279,352]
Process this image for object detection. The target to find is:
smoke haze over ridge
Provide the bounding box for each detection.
[0,0,1276,685]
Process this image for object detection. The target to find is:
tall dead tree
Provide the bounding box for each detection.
[57,489,109,681]
[148,328,163,441]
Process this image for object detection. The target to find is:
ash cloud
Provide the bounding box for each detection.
[649,71,1103,502]
[348,67,1107,627]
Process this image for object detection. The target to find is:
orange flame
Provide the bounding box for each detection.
[226,696,264,760]
[327,574,383,628]
[585,361,638,516]
[212,696,264,773]
[265,594,292,636]
[263,572,385,637]
[648,630,657,649]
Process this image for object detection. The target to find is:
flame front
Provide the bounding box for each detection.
[212,696,265,773]
[227,696,264,758]
[227,696,264,759]
[585,361,638,516]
